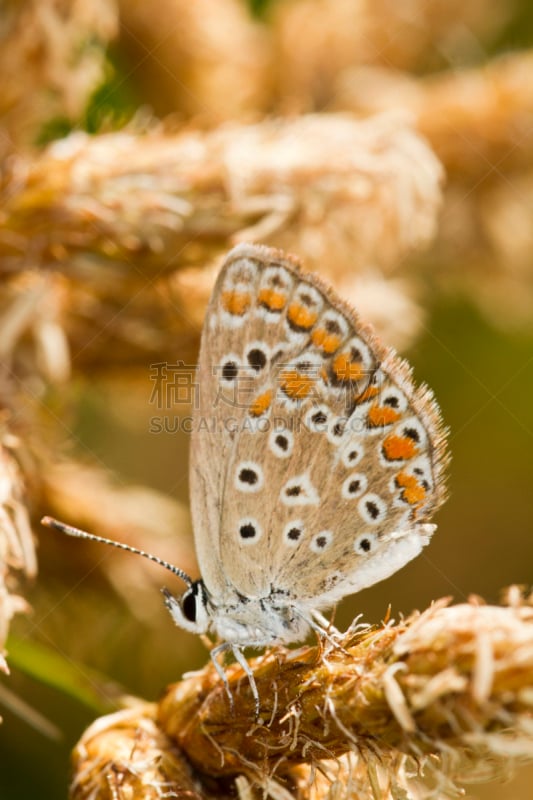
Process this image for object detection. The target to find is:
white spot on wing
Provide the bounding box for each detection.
[398,417,428,448]
[315,309,348,340]
[358,493,387,525]
[340,443,364,468]
[256,266,293,322]
[235,461,264,493]
[354,532,378,554]
[283,520,305,546]
[219,354,241,386]
[341,473,368,500]
[344,335,373,371]
[313,527,431,604]
[304,404,329,433]
[406,455,434,488]
[245,341,270,373]
[281,473,320,506]
[269,428,294,458]
[379,385,408,413]
[219,281,253,329]
[310,530,333,553]
[237,518,263,545]
[224,257,256,286]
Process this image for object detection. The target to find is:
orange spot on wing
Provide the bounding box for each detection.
[287,303,318,331]
[354,385,380,403]
[258,288,286,311]
[311,328,341,354]
[221,290,251,316]
[250,390,273,417]
[396,471,427,506]
[332,352,363,382]
[382,435,418,461]
[367,404,401,428]
[280,370,314,399]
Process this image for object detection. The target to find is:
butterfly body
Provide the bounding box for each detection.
[164,580,311,646]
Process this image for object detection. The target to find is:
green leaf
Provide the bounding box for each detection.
[5,635,122,715]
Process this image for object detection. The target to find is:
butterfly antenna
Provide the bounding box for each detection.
[41,516,193,588]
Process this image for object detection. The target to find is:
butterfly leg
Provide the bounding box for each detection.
[161,587,181,625]
[295,608,342,647]
[311,609,342,640]
[210,642,235,713]
[231,645,260,718]
[209,644,260,717]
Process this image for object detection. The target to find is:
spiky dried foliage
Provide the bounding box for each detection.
[0,428,36,680]
[0,266,63,673]
[335,51,533,178]
[113,0,533,332]
[268,0,511,112]
[69,705,204,800]
[116,0,510,118]
[0,0,118,155]
[334,51,533,330]
[68,591,533,799]
[0,114,442,374]
[118,0,272,121]
[267,18,533,332]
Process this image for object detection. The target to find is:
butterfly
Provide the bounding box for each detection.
[44,243,448,713]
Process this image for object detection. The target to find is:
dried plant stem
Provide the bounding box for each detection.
[0,428,36,678]
[70,593,533,799]
[0,0,117,154]
[69,706,203,800]
[0,114,441,274]
[335,50,533,179]
[117,0,272,121]
[0,115,442,371]
[270,0,510,110]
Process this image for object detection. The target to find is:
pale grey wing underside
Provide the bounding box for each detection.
[190,244,448,606]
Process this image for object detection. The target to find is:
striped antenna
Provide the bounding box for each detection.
[41,516,193,587]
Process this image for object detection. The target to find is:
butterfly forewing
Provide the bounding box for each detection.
[190,246,315,598]
[190,244,448,606]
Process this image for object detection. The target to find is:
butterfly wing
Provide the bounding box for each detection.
[190,244,320,599]
[190,244,448,607]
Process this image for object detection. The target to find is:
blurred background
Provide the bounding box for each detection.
[0,0,532,797]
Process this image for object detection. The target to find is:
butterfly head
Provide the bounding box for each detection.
[162,581,210,634]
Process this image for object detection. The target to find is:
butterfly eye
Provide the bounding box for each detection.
[165,581,209,634]
[181,588,197,623]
